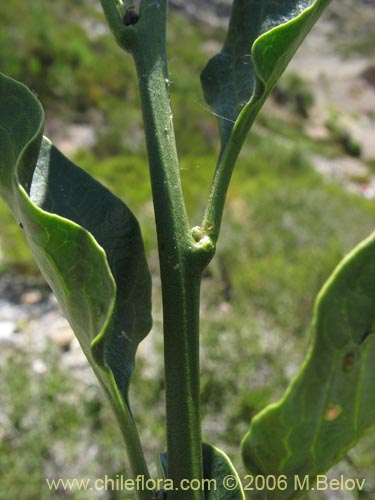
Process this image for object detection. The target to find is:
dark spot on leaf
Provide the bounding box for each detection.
[342,352,355,371]
[123,8,139,26]
[19,222,24,229]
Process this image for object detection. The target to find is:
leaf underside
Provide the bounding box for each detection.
[201,0,332,151]
[0,72,152,417]
[241,233,375,499]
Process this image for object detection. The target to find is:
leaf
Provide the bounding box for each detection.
[160,443,245,499]
[201,0,332,151]
[241,233,375,499]
[202,444,245,499]
[0,72,152,442]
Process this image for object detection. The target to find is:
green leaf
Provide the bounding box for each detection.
[201,0,332,151]
[160,443,245,499]
[0,72,152,470]
[202,444,245,500]
[241,233,375,499]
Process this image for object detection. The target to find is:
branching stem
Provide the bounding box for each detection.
[103,1,215,498]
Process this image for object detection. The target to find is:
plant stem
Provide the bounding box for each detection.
[98,372,152,500]
[100,0,136,50]
[201,91,266,244]
[101,2,216,496]
[127,1,213,498]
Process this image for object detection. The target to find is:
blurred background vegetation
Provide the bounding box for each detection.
[0,0,374,499]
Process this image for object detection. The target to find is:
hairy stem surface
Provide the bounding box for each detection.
[128,1,213,498]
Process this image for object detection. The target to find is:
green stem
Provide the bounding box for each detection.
[201,139,243,245]
[101,2,215,497]
[99,0,136,50]
[201,93,265,244]
[128,1,213,498]
[99,372,152,500]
